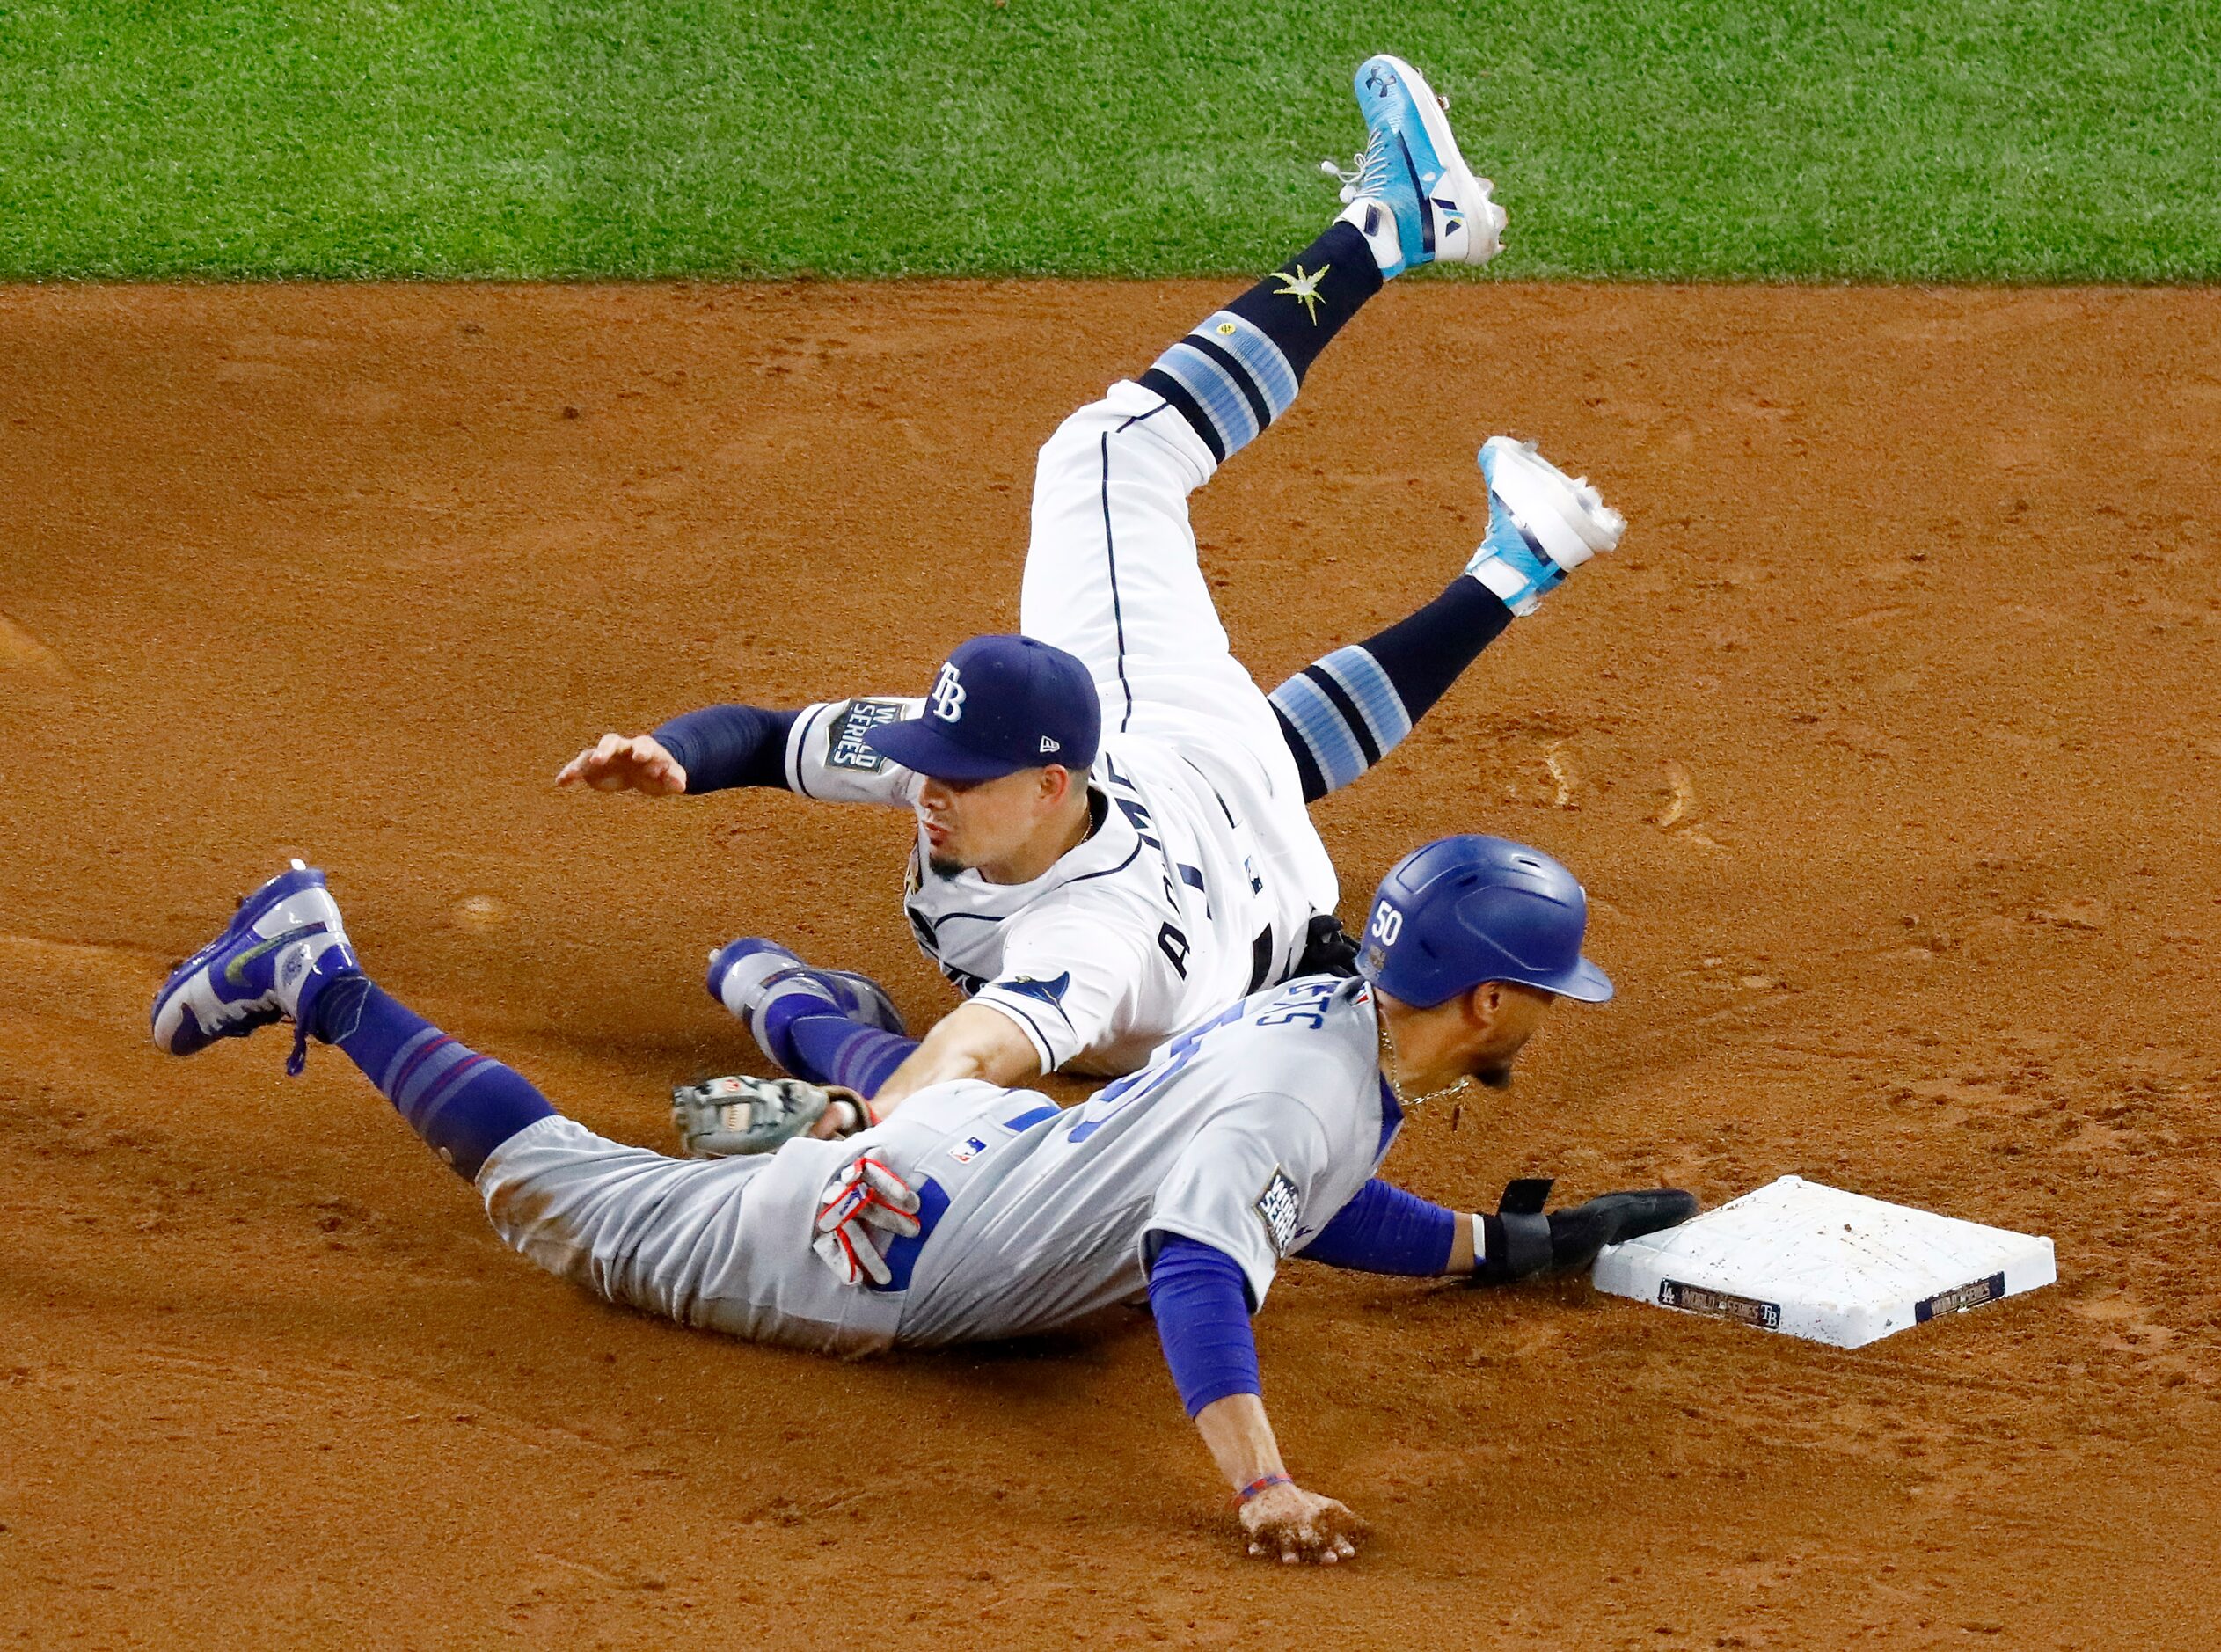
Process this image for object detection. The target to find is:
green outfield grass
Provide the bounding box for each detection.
[2,0,2216,281]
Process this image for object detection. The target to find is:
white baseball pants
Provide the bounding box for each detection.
[1019,381,1339,917]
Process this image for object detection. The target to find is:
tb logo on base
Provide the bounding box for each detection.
[929,662,967,722]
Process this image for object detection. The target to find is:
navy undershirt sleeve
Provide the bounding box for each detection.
[1295,1179,1457,1276]
[653,705,798,793]
[1144,1235,1261,1418]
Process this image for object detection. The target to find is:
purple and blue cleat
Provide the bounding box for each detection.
[150,859,360,1075]
[705,939,907,1057]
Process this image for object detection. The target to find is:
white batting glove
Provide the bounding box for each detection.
[811,1154,924,1288]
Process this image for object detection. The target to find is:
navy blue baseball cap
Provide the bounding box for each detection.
[863,634,1102,783]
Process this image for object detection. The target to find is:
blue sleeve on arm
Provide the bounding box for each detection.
[1145,1234,1260,1418]
[653,705,798,793]
[1296,1179,1456,1276]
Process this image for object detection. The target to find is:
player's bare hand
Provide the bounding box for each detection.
[555,733,688,796]
[806,1086,873,1140]
[1238,1483,1364,1565]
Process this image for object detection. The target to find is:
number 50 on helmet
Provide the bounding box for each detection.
[1355,835,1613,1008]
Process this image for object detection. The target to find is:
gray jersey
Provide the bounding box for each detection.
[477,976,1395,1357]
[871,973,1396,1346]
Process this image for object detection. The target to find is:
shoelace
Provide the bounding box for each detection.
[1317,138,1392,206]
[1317,93,1450,202]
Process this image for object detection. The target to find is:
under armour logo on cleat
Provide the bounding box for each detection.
[1364,65,1396,97]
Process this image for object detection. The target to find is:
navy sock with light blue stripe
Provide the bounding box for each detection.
[1137,222,1383,464]
[310,975,557,1181]
[1269,574,1513,802]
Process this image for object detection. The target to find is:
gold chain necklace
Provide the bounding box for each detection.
[1375,1006,1474,1110]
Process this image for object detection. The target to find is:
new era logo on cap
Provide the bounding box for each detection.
[861,634,1101,783]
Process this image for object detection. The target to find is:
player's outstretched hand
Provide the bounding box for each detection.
[1546,1186,1699,1270]
[1239,1482,1365,1566]
[554,733,688,795]
[1471,1179,1699,1286]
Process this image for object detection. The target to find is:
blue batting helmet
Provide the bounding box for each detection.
[1355,835,1613,1008]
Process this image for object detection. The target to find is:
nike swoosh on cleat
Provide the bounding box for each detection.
[223,922,329,986]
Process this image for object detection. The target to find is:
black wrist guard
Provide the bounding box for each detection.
[1471,1179,1700,1285]
[1472,1178,1555,1284]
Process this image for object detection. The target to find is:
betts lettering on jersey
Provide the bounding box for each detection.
[930,662,967,722]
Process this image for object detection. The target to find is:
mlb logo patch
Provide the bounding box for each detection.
[948,1136,990,1165]
[1254,1168,1301,1257]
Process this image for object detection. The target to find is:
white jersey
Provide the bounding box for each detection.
[782,694,1325,1077]
[477,976,1399,1355]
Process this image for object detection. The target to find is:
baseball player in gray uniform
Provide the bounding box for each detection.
[556,55,1627,1136]
[150,835,1695,1563]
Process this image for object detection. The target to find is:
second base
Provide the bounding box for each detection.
[1591,1175,2056,1349]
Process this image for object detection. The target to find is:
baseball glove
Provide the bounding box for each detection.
[670,1075,872,1159]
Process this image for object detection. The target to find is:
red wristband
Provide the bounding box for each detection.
[1234,1473,1293,1505]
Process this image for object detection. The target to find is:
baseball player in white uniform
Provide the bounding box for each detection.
[555,55,1628,1135]
[150,837,1694,1562]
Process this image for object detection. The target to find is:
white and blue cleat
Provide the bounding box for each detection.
[150,859,360,1075]
[1326,54,1507,278]
[1466,437,1627,616]
[706,938,908,1054]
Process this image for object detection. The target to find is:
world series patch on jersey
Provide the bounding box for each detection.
[826,697,907,772]
[779,696,1328,1078]
[1254,1168,1303,1257]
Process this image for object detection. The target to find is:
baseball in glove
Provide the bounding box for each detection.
[671,1074,873,1159]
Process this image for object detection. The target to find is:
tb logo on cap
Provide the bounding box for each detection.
[929,662,967,723]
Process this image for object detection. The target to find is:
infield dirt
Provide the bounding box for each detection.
[4,280,2218,1648]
